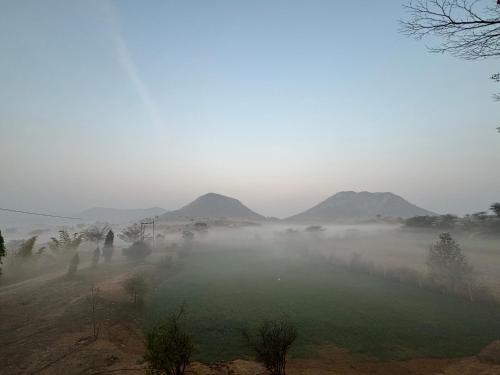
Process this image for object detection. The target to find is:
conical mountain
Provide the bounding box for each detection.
[159,193,265,221]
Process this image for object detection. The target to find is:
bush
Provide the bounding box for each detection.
[245,317,297,375]
[124,274,148,305]
[144,308,193,375]
[122,241,152,263]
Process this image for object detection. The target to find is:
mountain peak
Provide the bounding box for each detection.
[159,193,265,221]
[287,191,435,222]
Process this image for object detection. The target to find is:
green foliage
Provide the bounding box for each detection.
[119,224,146,244]
[103,230,115,263]
[124,274,148,305]
[144,307,193,375]
[148,249,500,362]
[122,241,152,263]
[49,230,82,255]
[427,233,472,292]
[245,317,297,375]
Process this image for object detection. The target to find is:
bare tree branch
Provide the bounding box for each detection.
[401,0,500,59]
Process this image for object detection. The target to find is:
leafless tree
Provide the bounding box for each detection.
[401,0,500,60]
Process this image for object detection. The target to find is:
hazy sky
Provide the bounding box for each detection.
[1,0,499,218]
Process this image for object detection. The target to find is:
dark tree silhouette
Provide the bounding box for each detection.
[0,230,5,276]
[103,230,114,262]
[402,0,500,131]
[402,0,500,60]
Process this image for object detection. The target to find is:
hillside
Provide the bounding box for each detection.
[287,191,435,222]
[159,193,265,221]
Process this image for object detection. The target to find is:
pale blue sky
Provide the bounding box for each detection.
[1,0,499,217]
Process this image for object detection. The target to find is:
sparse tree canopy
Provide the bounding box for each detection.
[401,0,500,60]
[427,232,472,291]
[119,223,146,243]
[83,224,110,245]
[245,317,298,375]
[49,230,82,255]
[144,307,193,375]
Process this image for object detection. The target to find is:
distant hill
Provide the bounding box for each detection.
[79,207,167,223]
[159,193,266,221]
[287,191,435,222]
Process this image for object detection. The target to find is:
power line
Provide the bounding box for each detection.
[0,207,82,220]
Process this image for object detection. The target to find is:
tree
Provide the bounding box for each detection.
[49,230,82,256]
[144,307,193,375]
[67,252,80,277]
[490,202,500,217]
[17,236,37,258]
[402,0,500,129]
[83,224,110,246]
[244,317,298,375]
[402,0,500,60]
[0,230,5,276]
[119,223,146,244]
[124,274,148,305]
[102,230,114,262]
[427,232,473,293]
[83,224,109,268]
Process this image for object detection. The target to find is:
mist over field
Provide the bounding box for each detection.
[2,1,500,374]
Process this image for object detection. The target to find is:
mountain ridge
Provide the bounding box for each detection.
[286,191,435,222]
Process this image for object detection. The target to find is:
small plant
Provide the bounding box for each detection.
[124,274,148,305]
[87,284,100,340]
[244,317,297,375]
[144,306,193,375]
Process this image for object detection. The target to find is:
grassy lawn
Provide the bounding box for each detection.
[147,247,500,362]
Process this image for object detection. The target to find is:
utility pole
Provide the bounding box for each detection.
[140,217,156,248]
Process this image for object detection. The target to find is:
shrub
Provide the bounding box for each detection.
[245,317,297,375]
[123,241,152,263]
[144,307,193,375]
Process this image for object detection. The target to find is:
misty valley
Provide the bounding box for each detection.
[1,192,500,374]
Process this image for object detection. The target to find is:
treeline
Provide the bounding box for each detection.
[326,232,493,304]
[404,203,500,235]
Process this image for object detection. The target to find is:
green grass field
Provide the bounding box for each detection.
[147,247,500,362]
